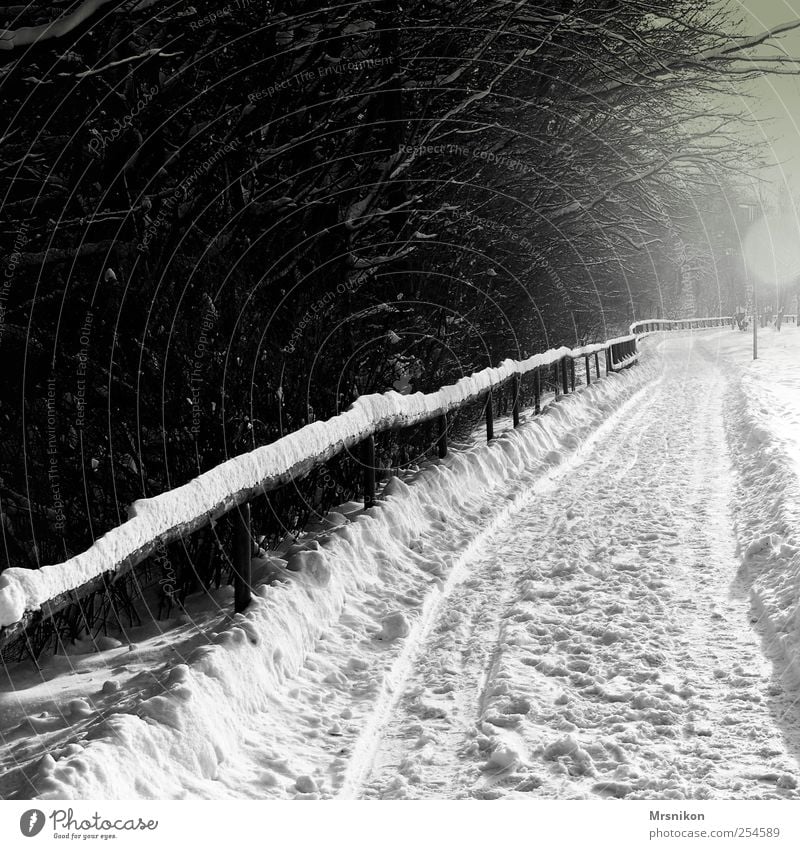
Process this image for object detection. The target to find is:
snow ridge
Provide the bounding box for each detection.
[719,341,800,690]
[29,341,663,799]
[0,330,656,632]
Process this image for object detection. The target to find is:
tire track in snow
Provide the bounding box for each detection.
[340,372,664,799]
[358,336,800,799]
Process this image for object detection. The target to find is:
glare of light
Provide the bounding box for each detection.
[743,214,800,286]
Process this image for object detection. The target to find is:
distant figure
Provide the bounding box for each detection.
[734,310,747,331]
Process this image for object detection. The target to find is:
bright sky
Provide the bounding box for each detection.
[734,0,800,193]
[728,2,800,288]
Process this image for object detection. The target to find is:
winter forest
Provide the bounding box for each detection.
[2,0,780,579]
[4,0,800,817]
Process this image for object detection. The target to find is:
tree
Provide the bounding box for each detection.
[0,0,794,591]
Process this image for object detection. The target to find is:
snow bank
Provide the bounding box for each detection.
[712,329,800,690]
[0,334,640,632]
[26,341,664,799]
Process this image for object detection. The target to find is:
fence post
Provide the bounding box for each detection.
[437,413,448,458]
[605,347,612,374]
[570,358,576,391]
[585,355,591,386]
[233,501,252,613]
[561,358,569,395]
[511,374,520,427]
[362,435,376,508]
[594,352,600,378]
[485,390,494,440]
[534,368,541,413]
[552,362,560,399]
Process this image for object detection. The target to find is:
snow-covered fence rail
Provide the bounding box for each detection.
[630,316,731,333]
[0,316,731,653]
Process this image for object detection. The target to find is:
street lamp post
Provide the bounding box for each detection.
[752,272,758,360]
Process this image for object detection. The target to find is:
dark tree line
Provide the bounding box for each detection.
[0,0,792,582]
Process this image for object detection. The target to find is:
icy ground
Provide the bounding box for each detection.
[3,329,800,800]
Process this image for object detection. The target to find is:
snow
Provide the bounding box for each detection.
[0,336,656,799]
[709,327,800,693]
[4,326,800,801]
[0,333,639,631]
[0,576,26,628]
[376,612,411,641]
[630,317,731,334]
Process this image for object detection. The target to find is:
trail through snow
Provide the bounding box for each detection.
[357,334,800,799]
[3,331,800,800]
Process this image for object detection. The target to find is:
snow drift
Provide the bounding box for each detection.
[715,330,800,691]
[20,341,664,799]
[0,334,642,633]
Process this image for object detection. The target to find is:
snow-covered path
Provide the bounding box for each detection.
[5,331,800,801]
[246,331,800,801]
[355,335,800,799]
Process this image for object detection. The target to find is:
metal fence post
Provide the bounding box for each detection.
[485,390,494,440]
[561,358,569,395]
[585,355,591,386]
